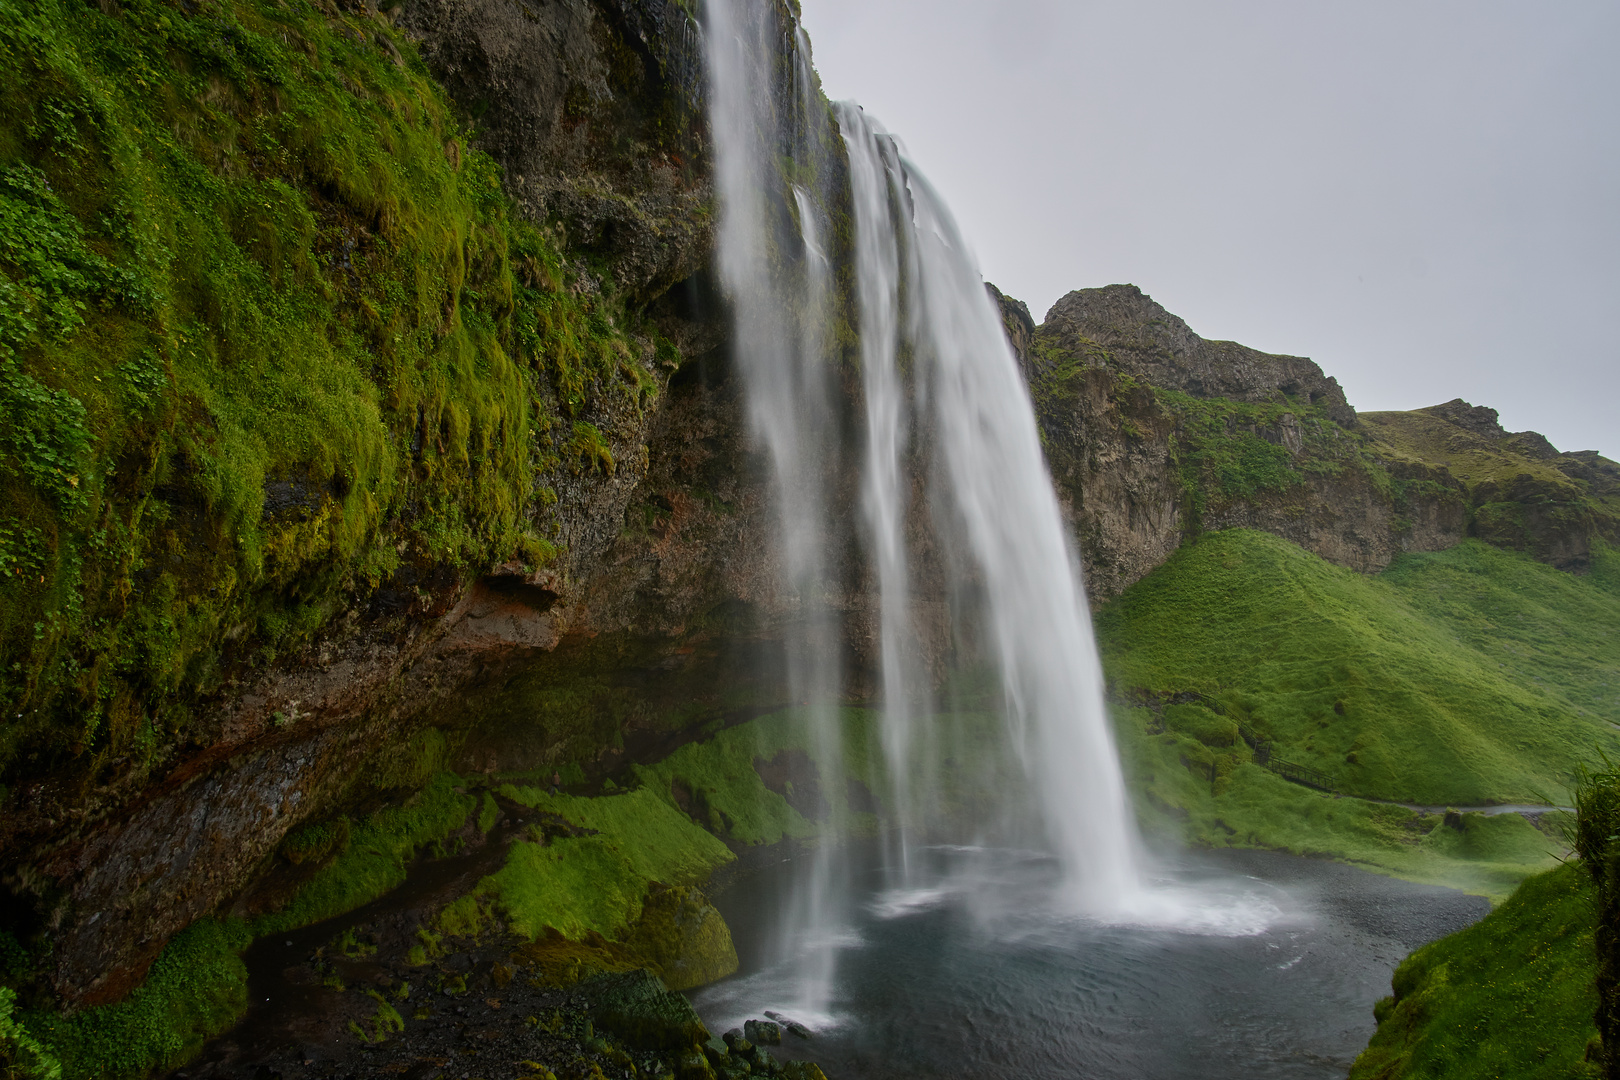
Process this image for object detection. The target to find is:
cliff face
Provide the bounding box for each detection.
[1041,284,1356,426]
[1363,400,1620,571]
[0,0,780,1012]
[999,284,1616,604]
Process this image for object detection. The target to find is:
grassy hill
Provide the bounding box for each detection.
[1097,528,1620,895]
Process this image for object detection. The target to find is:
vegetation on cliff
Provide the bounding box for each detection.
[1348,758,1620,1080]
[1365,403,1620,570]
[1348,859,1599,1079]
[0,0,663,790]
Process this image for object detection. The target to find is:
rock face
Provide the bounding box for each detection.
[397,0,711,304]
[1042,285,1357,426]
[1363,401,1620,571]
[1011,285,1471,602]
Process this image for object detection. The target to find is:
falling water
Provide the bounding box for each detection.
[837,104,924,879]
[704,0,1147,992]
[705,0,849,1016]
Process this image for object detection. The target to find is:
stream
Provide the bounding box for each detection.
[692,843,1489,1080]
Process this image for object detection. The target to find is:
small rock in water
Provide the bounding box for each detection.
[764,1010,811,1039]
[744,1018,781,1045]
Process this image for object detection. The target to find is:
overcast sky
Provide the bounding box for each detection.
[802,0,1618,459]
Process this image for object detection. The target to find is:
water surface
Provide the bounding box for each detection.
[693,845,1487,1080]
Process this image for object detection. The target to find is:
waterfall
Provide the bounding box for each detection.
[704,0,1146,953]
[705,0,849,1016]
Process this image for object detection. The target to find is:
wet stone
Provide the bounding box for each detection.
[764,1011,811,1039]
[744,1019,781,1046]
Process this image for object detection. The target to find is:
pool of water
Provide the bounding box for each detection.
[691,844,1488,1080]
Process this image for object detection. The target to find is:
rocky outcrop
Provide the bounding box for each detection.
[1042,285,1357,426]
[1021,285,1470,602]
[397,0,711,304]
[1363,401,1620,571]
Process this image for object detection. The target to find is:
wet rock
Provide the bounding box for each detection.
[583,968,710,1050]
[678,1049,719,1080]
[744,1018,781,1045]
[763,1010,810,1039]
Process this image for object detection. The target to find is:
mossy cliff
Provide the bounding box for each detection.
[0,0,794,1022]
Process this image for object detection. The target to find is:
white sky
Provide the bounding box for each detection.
[803,0,1619,459]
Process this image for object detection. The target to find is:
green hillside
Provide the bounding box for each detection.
[1097,529,1619,895]
[1348,860,1600,1080]
[1099,530,1620,807]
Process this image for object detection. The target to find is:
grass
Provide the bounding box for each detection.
[1120,723,1563,899]
[1347,860,1600,1079]
[1099,530,1620,809]
[1363,409,1586,491]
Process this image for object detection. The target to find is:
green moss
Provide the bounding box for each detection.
[476,789,500,834]
[1,986,62,1080]
[482,786,734,940]
[0,0,658,784]
[279,815,350,866]
[1349,861,1600,1079]
[351,990,404,1044]
[626,707,891,846]
[252,770,475,937]
[622,886,738,992]
[22,917,249,1079]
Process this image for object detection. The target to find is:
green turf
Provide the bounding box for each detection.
[1099,530,1620,808]
[1120,719,1563,899]
[1348,860,1600,1079]
[484,786,736,940]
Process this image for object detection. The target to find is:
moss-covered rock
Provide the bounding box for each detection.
[624,884,738,991]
